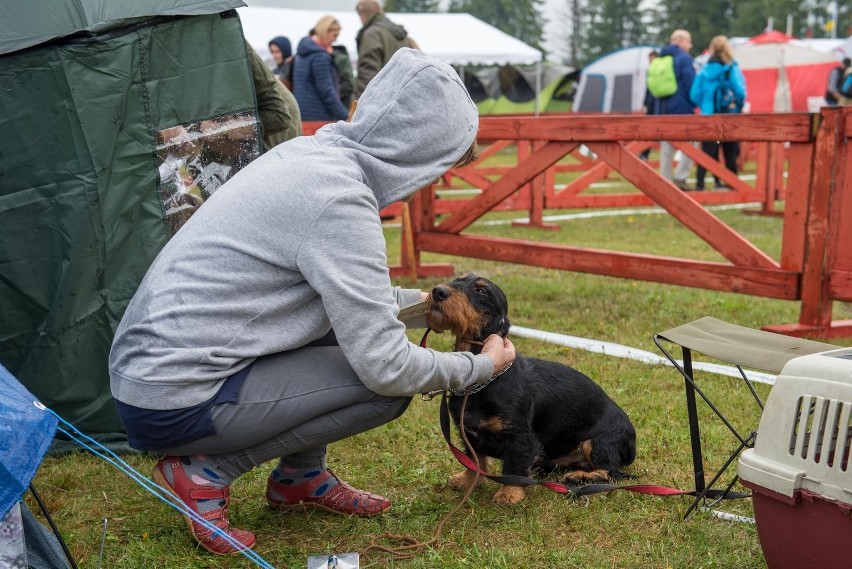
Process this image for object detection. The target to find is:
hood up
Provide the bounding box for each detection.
[315,48,479,209]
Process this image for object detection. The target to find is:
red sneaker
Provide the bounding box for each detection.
[265,469,391,517]
[152,456,256,555]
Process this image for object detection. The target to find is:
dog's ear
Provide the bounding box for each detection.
[484,315,511,338]
[496,316,511,338]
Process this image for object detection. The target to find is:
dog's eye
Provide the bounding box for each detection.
[475,287,487,295]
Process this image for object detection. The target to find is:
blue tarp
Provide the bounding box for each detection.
[0,364,57,519]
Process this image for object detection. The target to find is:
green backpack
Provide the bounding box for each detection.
[646,55,678,98]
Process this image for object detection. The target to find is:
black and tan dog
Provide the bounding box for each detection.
[425,274,636,504]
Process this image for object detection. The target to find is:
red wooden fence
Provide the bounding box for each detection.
[305,107,852,338]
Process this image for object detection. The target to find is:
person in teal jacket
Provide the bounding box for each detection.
[689,35,747,190]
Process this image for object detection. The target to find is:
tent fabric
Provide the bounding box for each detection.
[19,501,71,569]
[749,31,794,45]
[0,364,57,520]
[572,46,657,113]
[0,12,260,436]
[736,42,838,112]
[463,64,577,114]
[657,317,836,374]
[237,6,542,67]
[835,36,852,58]
[0,0,244,55]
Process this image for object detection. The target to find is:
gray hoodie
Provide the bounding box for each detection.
[109,48,490,410]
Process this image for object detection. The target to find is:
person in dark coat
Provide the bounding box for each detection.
[354,0,412,99]
[268,36,292,80]
[293,16,349,122]
[655,29,696,191]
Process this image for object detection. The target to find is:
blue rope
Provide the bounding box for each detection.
[48,410,276,569]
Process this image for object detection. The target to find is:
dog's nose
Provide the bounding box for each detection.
[431,286,450,302]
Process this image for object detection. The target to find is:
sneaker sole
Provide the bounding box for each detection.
[152,466,255,555]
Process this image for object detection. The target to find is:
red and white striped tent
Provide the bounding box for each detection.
[736,37,839,112]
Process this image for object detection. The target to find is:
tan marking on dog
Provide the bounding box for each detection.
[563,469,610,483]
[493,485,526,504]
[549,439,595,469]
[480,416,507,432]
[448,456,489,490]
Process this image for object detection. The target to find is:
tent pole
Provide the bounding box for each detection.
[535,61,542,116]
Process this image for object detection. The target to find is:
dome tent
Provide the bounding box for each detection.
[0,0,259,440]
[463,64,579,114]
[572,46,658,113]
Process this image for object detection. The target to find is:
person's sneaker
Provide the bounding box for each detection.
[673,178,693,191]
[152,456,256,555]
[266,469,391,517]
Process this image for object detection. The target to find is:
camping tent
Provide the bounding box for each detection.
[237,6,543,68]
[736,42,839,112]
[571,46,657,113]
[463,64,578,114]
[0,364,72,568]
[0,0,260,437]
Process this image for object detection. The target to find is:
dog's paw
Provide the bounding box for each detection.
[562,469,610,486]
[448,470,483,490]
[492,485,526,505]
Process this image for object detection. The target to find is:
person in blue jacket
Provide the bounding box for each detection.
[689,35,747,190]
[293,15,350,122]
[655,29,696,191]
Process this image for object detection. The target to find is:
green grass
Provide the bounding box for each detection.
[28,156,852,568]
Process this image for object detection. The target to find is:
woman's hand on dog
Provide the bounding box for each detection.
[481,334,516,376]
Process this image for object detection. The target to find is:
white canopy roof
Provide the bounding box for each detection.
[237,6,543,67]
[735,42,839,70]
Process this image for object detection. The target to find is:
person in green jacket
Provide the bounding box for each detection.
[354,0,413,99]
[246,42,302,151]
[333,44,355,110]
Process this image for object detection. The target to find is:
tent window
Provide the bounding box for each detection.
[576,74,605,112]
[156,111,260,237]
[500,65,535,103]
[463,72,489,102]
[611,74,633,113]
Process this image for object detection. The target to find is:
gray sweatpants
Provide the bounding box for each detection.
[659,140,695,181]
[157,341,411,481]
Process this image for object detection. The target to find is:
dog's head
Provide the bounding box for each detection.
[425,274,510,353]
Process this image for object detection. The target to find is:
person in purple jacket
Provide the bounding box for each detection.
[655,29,696,191]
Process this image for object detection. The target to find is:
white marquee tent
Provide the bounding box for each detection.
[237,6,543,67]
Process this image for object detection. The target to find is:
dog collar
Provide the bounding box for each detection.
[447,361,514,398]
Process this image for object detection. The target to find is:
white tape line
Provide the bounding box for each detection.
[509,325,777,385]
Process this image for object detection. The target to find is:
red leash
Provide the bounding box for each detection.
[438,394,719,498]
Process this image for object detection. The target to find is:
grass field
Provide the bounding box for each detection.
[27,155,852,568]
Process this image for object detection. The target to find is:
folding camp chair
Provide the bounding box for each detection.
[653,317,836,519]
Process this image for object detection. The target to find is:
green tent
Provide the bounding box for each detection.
[0,0,260,439]
[463,63,579,115]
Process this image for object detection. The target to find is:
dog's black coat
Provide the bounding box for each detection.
[428,274,636,484]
